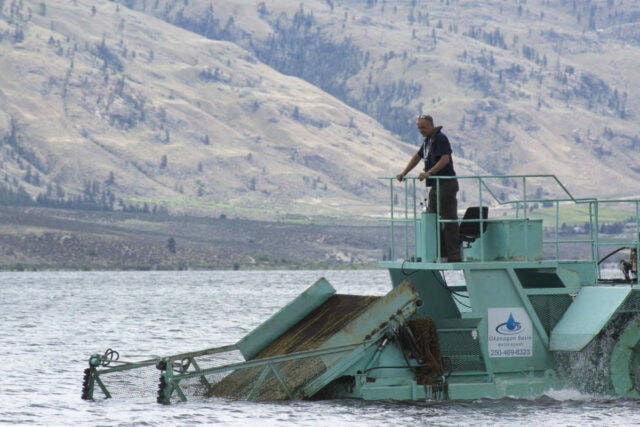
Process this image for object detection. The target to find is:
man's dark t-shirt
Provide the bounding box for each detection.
[416,126,455,186]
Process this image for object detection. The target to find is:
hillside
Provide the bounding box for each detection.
[1,0,640,224]
[136,0,640,199]
[0,0,427,220]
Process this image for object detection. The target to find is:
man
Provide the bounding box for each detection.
[396,114,461,262]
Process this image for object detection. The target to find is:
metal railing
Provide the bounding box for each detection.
[380,174,639,280]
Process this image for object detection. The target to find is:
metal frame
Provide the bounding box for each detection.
[85,341,380,403]
[381,174,640,282]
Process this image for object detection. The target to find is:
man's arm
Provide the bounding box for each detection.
[418,154,450,181]
[397,153,421,181]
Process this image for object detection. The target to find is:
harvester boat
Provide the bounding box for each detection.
[82,174,640,403]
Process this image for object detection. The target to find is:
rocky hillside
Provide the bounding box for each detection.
[108,0,640,200]
[1,0,639,224]
[0,0,424,221]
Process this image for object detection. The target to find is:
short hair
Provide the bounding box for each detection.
[417,114,433,125]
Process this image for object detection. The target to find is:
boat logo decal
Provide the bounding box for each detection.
[488,307,533,358]
[495,312,523,335]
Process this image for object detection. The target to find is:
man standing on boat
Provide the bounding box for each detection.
[396,114,461,262]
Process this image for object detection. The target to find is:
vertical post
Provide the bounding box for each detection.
[522,176,529,259]
[522,176,527,218]
[415,180,423,259]
[412,179,418,219]
[81,368,95,400]
[591,201,599,280]
[555,201,560,260]
[422,213,437,262]
[156,359,173,405]
[412,179,418,259]
[635,201,639,286]
[478,177,485,262]
[435,178,441,261]
[389,178,395,260]
[404,179,409,259]
[83,354,111,399]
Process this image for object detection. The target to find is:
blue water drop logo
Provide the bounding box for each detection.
[496,312,523,335]
[506,313,517,330]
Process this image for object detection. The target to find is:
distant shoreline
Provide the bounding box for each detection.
[0,206,386,271]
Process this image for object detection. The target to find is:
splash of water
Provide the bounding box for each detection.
[555,314,637,396]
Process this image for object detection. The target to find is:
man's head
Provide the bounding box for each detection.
[416,114,434,137]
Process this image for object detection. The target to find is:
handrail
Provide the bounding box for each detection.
[379,174,640,279]
[379,174,587,210]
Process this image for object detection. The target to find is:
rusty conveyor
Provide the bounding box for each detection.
[208,279,419,400]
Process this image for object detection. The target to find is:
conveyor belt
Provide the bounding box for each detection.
[208,294,380,400]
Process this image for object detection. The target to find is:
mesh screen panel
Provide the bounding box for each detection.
[86,350,244,402]
[438,330,485,372]
[528,294,573,335]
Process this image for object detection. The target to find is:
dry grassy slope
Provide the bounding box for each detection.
[1,0,640,226]
[0,0,440,220]
[176,0,640,200]
[367,1,640,198]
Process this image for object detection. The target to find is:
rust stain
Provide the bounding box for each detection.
[207,294,380,400]
[256,294,380,358]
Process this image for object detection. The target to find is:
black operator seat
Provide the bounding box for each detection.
[460,206,489,246]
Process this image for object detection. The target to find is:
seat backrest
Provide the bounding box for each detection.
[460,206,489,243]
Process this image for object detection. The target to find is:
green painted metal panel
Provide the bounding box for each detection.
[448,381,500,399]
[237,277,336,360]
[557,261,597,287]
[447,372,560,400]
[464,268,556,373]
[555,266,581,288]
[465,219,542,261]
[360,383,424,401]
[415,213,438,262]
[357,377,447,401]
[388,269,460,319]
[549,286,632,351]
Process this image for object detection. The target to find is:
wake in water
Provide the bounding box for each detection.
[554,313,639,396]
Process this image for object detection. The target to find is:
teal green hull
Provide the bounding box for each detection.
[335,371,560,401]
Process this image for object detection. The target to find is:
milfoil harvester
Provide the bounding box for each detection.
[82,174,640,403]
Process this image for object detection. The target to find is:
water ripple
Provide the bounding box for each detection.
[1,270,638,426]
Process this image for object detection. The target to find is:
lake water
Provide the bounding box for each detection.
[2,270,640,426]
